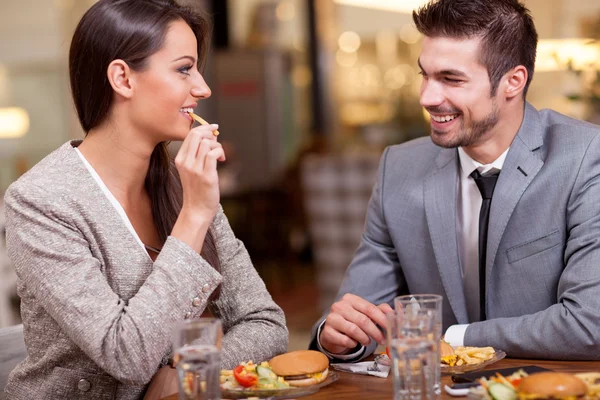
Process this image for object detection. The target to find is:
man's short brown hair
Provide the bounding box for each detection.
[413,0,538,97]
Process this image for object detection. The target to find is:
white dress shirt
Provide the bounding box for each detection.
[317,146,510,357]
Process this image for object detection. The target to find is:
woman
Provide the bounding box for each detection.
[3,0,288,399]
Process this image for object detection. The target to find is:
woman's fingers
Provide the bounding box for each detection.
[204,147,225,172]
[176,129,210,166]
[193,139,224,173]
[190,125,219,143]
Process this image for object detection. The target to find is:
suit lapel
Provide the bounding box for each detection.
[486,104,544,289]
[424,148,469,324]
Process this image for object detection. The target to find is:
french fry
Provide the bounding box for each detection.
[453,346,495,366]
[188,112,220,136]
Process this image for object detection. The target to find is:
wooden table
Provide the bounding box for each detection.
[307,359,600,399]
[162,358,600,399]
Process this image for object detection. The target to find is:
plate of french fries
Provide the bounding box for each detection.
[441,343,505,374]
[379,341,504,374]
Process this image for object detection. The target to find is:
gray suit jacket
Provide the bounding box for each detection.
[312,103,600,360]
[3,141,288,400]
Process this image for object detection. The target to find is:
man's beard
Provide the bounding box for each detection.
[429,100,499,149]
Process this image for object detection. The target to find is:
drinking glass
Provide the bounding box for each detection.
[395,294,442,395]
[172,318,223,400]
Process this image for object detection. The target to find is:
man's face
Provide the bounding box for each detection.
[418,36,501,149]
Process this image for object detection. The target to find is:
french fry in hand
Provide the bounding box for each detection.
[188,112,220,136]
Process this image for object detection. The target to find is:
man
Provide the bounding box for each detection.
[311,0,600,361]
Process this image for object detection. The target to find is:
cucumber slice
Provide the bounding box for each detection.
[274,380,290,389]
[256,366,274,379]
[488,382,516,400]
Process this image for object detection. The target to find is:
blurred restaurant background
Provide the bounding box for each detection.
[0,0,599,350]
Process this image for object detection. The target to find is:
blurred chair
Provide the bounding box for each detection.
[301,153,380,312]
[0,324,25,398]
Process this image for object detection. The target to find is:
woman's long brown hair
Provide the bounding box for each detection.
[69,0,221,297]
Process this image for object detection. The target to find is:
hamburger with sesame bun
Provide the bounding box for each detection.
[269,350,329,387]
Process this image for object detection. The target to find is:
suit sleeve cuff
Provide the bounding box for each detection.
[444,324,469,347]
[315,320,365,361]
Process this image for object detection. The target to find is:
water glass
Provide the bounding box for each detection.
[173,318,223,400]
[387,301,439,400]
[395,294,442,394]
[389,336,437,400]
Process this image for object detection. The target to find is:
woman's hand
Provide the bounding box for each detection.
[171,124,225,252]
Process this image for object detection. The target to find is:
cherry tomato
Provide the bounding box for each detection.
[233,365,258,388]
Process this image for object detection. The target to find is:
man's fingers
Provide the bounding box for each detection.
[326,313,371,347]
[334,305,385,345]
[321,324,358,351]
[342,294,389,334]
[377,303,394,314]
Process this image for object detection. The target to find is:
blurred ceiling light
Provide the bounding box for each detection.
[338,31,361,53]
[384,66,407,89]
[334,0,429,13]
[276,1,295,21]
[536,39,600,72]
[336,49,358,67]
[0,107,29,139]
[397,64,416,85]
[399,24,421,44]
[360,64,382,88]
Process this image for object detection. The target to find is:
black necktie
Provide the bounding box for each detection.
[470,169,499,321]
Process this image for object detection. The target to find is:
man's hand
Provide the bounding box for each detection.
[319,293,394,355]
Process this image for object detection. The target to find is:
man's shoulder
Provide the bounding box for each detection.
[539,108,600,136]
[382,136,444,173]
[385,136,440,159]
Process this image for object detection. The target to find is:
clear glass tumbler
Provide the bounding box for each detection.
[172,318,223,400]
[395,294,442,395]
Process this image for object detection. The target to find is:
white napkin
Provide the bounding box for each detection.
[330,359,390,378]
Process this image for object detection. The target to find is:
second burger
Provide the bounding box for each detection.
[269,350,330,387]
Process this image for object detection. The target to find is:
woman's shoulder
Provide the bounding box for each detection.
[5,141,85,207]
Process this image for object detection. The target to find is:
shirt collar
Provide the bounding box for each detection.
[457,146,510,179]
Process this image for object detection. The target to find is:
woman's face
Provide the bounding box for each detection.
[129,19,211,142]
